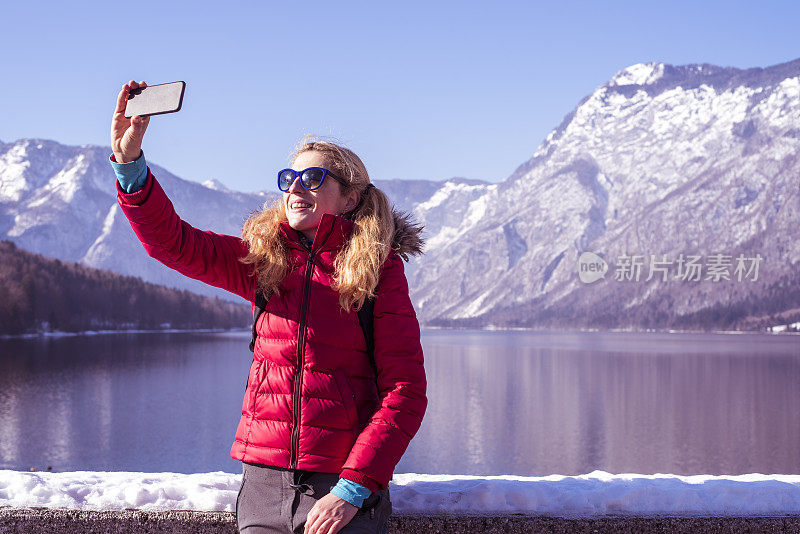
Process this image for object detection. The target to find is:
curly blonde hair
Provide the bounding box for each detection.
[240,134,396,313]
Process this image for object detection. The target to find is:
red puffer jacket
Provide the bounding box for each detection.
[116,165,427,493]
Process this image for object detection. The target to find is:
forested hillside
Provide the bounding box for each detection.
[0,240,250,335]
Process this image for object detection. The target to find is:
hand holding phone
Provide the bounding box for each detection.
[124,81,185,118]
[110,80,185,164]
[111,80,149,163]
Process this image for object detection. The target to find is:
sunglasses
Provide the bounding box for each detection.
[277,167,348,192]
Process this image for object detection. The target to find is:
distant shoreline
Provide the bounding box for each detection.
[421,325,800,335]
[0,327,250,340]
[4,325,798,341]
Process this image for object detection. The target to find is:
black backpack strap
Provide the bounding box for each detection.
[357,296,376,375]
[249,287,274,353]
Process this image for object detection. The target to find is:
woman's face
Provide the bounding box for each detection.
[284,151,358,242]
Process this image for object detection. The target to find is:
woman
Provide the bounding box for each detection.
[109,80,428,534]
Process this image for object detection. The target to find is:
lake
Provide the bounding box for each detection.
[0,330,798,477]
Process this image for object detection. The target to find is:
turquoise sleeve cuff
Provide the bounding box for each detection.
[330,478,372,508]
[109,150,147,194]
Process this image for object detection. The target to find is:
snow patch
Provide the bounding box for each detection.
[3,469,800,516]
[202,178,230,192]
[415,181,488,212]
[425,225,460,251]
[83,204,120,264]
[453,288,495,319]
[0,470,238,512]
[609,63,665,87]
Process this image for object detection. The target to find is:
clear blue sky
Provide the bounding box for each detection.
[2,1,798,192]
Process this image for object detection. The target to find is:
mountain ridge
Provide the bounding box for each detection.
[3,56,800,330]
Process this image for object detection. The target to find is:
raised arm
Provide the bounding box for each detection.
[114,162,255,302]
[109,80,255,302]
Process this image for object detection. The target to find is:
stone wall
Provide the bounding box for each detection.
[2,508,800,533]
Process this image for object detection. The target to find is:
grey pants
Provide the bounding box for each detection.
[236,461,392,533]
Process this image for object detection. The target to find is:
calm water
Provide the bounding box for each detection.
[0,330,798,476]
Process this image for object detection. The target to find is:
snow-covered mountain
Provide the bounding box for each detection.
[0,139,465,303]
[3,56,799,329]
[411,58,800,329]
[0,140,280,302]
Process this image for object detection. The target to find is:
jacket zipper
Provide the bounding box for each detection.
[289,225,335,470]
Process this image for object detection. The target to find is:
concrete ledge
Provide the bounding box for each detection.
[3,508,800,533]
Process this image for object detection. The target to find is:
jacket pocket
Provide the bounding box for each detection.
[333,369,358,428]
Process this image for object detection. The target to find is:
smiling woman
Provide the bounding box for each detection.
[240,137,405,314]
[279,164,354,237]
[281,160,356,240]
[108,80,427,534]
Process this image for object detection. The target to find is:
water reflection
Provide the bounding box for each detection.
[0,330,798,476]
[0,333,252,473]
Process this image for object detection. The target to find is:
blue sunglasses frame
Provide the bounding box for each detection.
[277,167,348,192]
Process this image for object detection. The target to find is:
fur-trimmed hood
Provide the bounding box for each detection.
[391,208,425,262]
[282,209,425,261]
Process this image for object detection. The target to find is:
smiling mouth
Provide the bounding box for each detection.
[290,200,313,211]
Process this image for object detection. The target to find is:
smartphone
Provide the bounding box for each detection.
[124,81,186,118]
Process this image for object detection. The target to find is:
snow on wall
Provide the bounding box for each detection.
[2,469,800,517]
